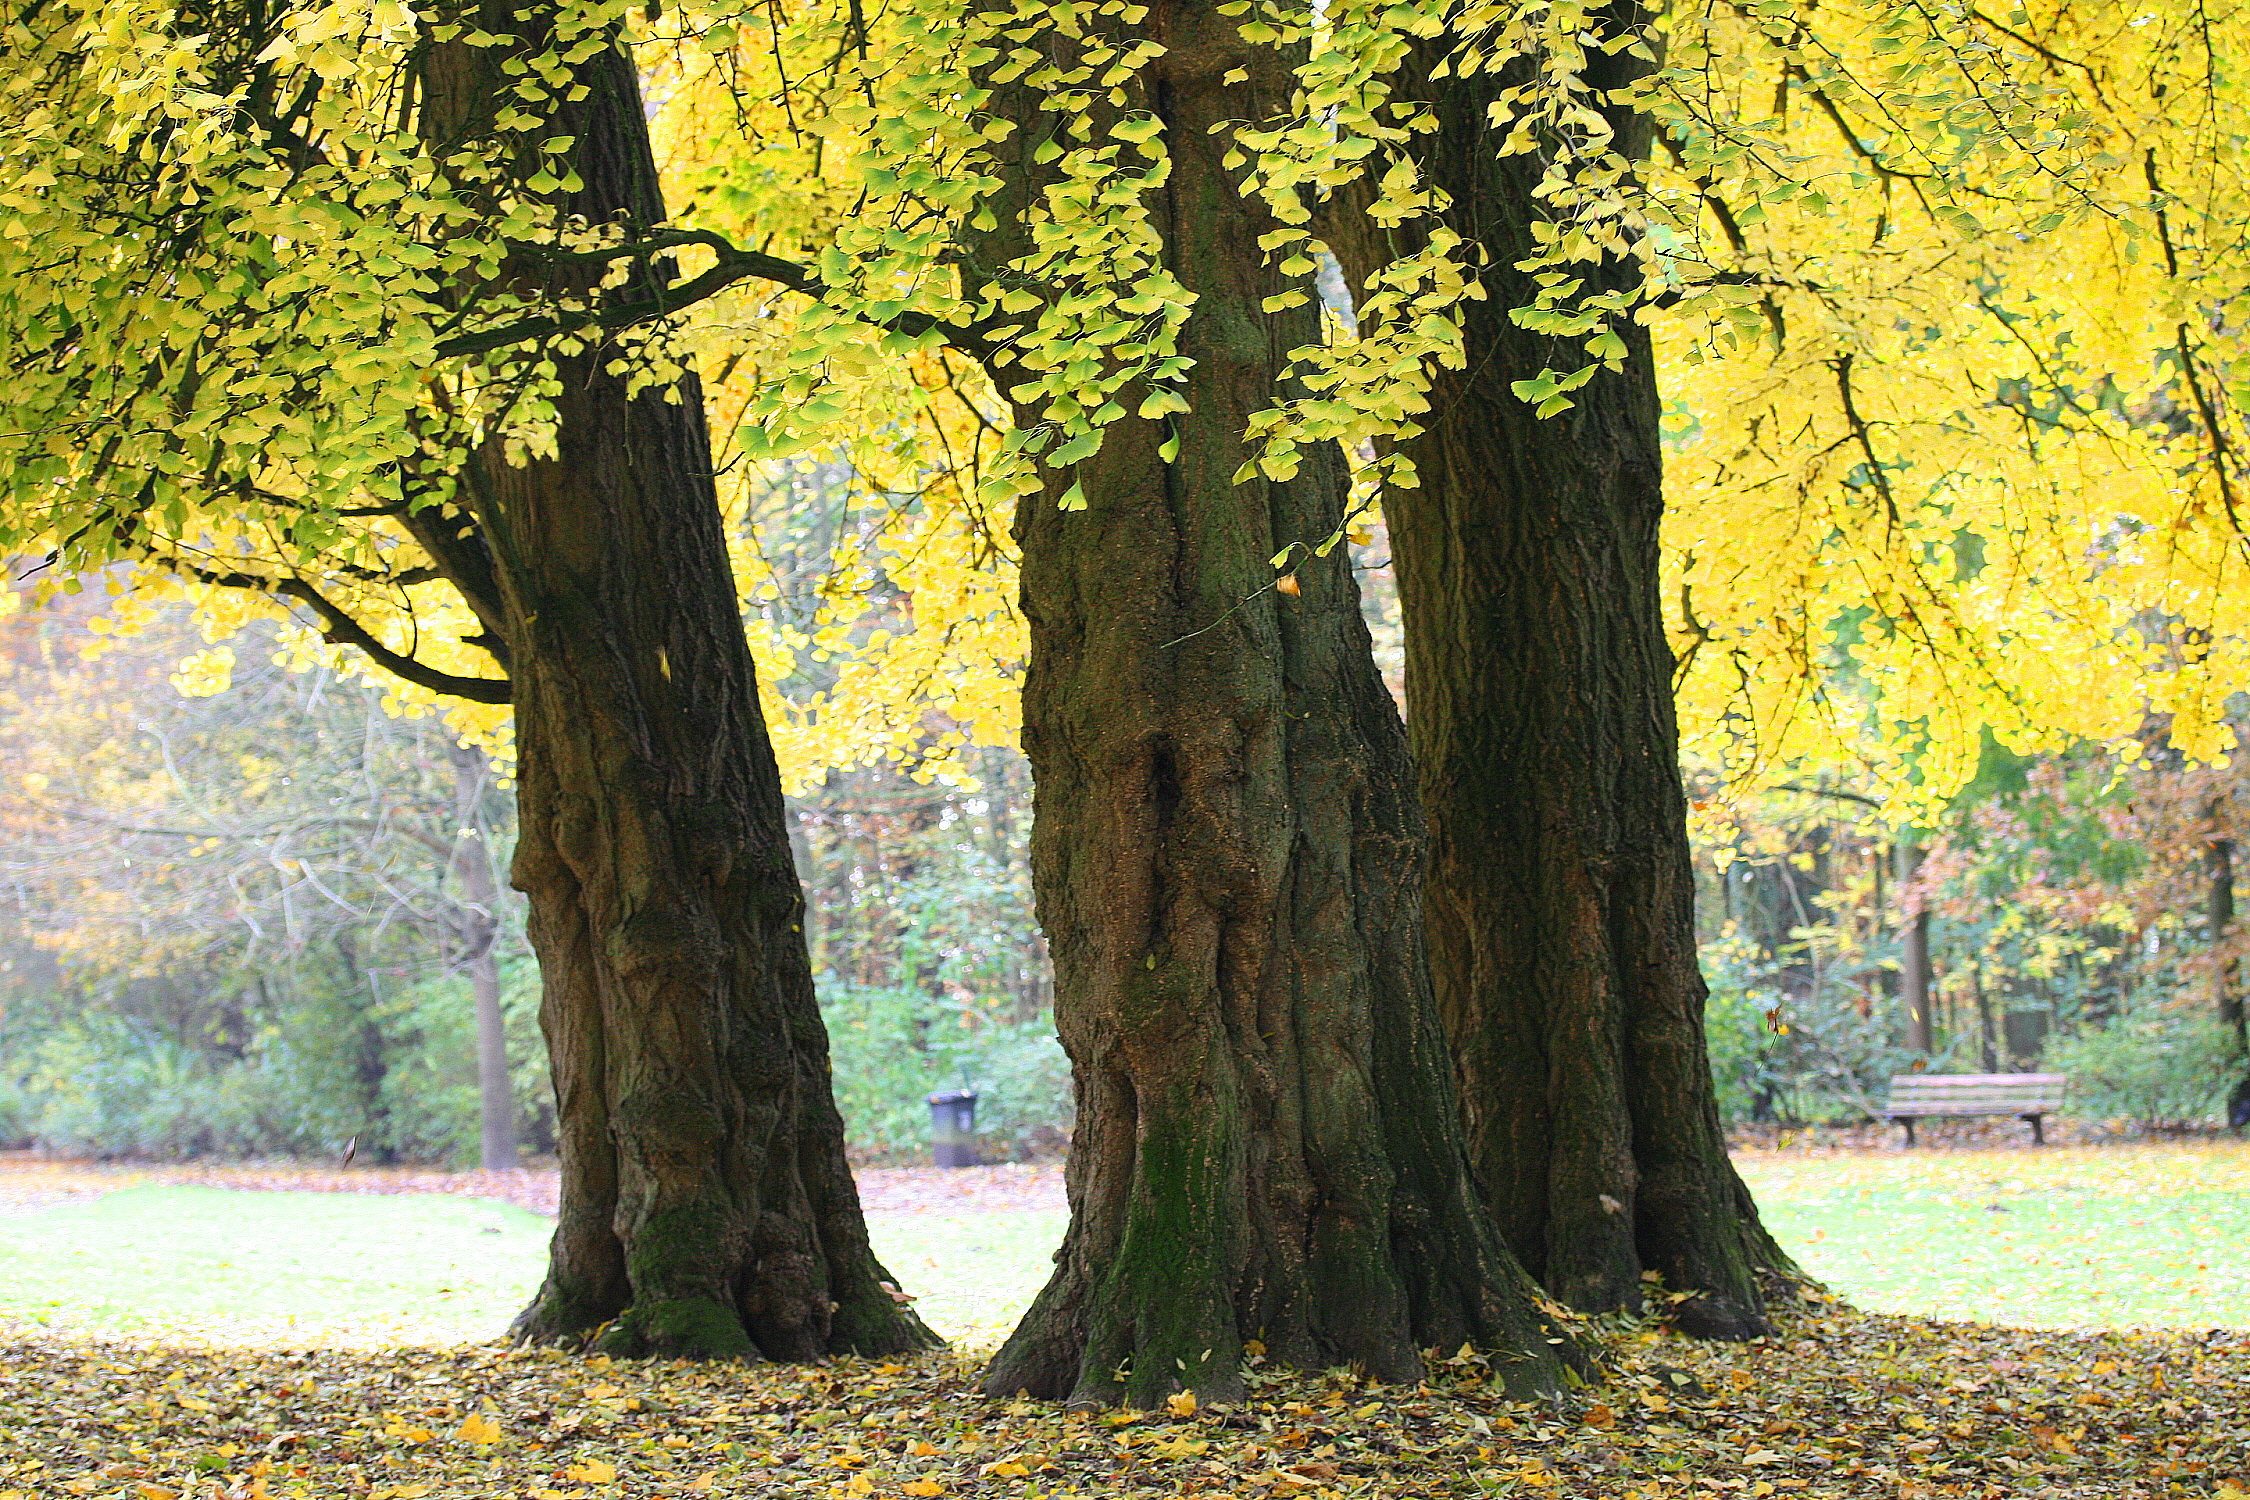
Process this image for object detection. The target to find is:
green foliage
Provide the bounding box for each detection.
[365,960,554,1166]
[0,961,555,1165]
[2042,998,2242,1132]
[8,1018,355,1161]
[819,983,1069,1164]
[1701,928,1920,1125]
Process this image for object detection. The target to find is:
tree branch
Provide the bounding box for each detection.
[433,231,1000,364]
[147,553,514,704]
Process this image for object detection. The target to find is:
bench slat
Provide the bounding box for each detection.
[1885,1073,2067,1117]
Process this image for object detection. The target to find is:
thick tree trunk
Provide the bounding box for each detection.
[419,13,935,1360]
[1324,18,1791,1338]
[966,0,1579,1408]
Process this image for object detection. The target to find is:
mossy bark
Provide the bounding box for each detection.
[961,0,1582,1408]
[416,13,935,1362]
[1322,13,1794,1338]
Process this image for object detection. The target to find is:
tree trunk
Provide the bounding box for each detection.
[447,740,518,1171]
[2209,802,2241,1054]
[1900,841,1934,1057]
[417,10,935,1361]
[1323,16,1791,1338]
[965,0,1580,1408]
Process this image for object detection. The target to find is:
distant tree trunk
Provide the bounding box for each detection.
[1323,11,1790,1339]
[414,12,934,1360]
[1900,841,1934,1057]
[964,0,1581,1407]
[1972,964,1998,1072]
[2209,803,2242,1054]
[447,740,517,1171]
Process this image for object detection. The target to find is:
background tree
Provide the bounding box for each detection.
[0,597,552,1162]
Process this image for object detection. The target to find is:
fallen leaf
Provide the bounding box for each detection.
[1165,1390,1198,1419]
[455,1413,502,1445]
[567,1459,617,1484]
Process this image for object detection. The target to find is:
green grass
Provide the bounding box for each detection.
[1737,1142,2250,1329]
[0,1186,1068,1348]
[5,1148,2245,1348]
[0,1186,551,1344]
[865,1208,1066,1347]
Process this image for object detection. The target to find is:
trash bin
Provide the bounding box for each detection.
[928,1089,979,1168]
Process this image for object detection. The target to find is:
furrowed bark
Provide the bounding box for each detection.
[1324,10,1795,1338]
[417,8,936,1361]
[963,0,1583,1407]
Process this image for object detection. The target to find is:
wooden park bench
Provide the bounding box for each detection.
[1884,1073,2069,1145]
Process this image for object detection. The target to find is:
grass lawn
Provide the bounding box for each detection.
[0,1186,553,1344]
[1737,1140,2250,1328]
[0,1185,1069,1347]
[3,1144,2247,1347]
[864,1208,1067,1347]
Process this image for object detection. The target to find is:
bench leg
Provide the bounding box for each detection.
[2025,1113,2045,1146]
[1898,1117,1916,1147]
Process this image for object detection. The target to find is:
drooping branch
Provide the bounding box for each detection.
[149,553,514,704]
[433,230,1002,363]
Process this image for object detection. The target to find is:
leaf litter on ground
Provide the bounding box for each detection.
[1,1291,2246,1500]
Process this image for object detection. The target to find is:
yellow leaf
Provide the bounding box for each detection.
[900,1482,946,1498]
[134,1487,178,1500]
[909,1441,939,1457]
[175,1394,214,1413]
[984,1461,1030,1478]
[1148,1437,1209,1460]
[1583,1403,1616,1429]
[567,1459,618,1484]
[455,1413,502,1445]
[1165,1390,1197,1418]
[583,1384,621,1400]
[845,1476,874,1497]
[391,1487,433,1499]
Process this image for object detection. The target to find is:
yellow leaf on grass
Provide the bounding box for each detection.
[176,1394,214,1413]
[909,1441,939,1457]
[844,1476,874,1497]
[984,1460,1031,1478]
[1165,1390,1197,1418]
[900,1482,947,1497]
[568,1459,618,1484]
[584,1385,622,1400]
[133,1487,178,1500]
[391,1486,433,1499]
[1148,1437,1209,1460]
[1583,1403,1616,1430]
[456,1413,502,1445]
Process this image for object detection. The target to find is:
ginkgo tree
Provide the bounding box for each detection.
[2,0,1607,1396]
[15,0,2245,1404]
[0,0,944,1359]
